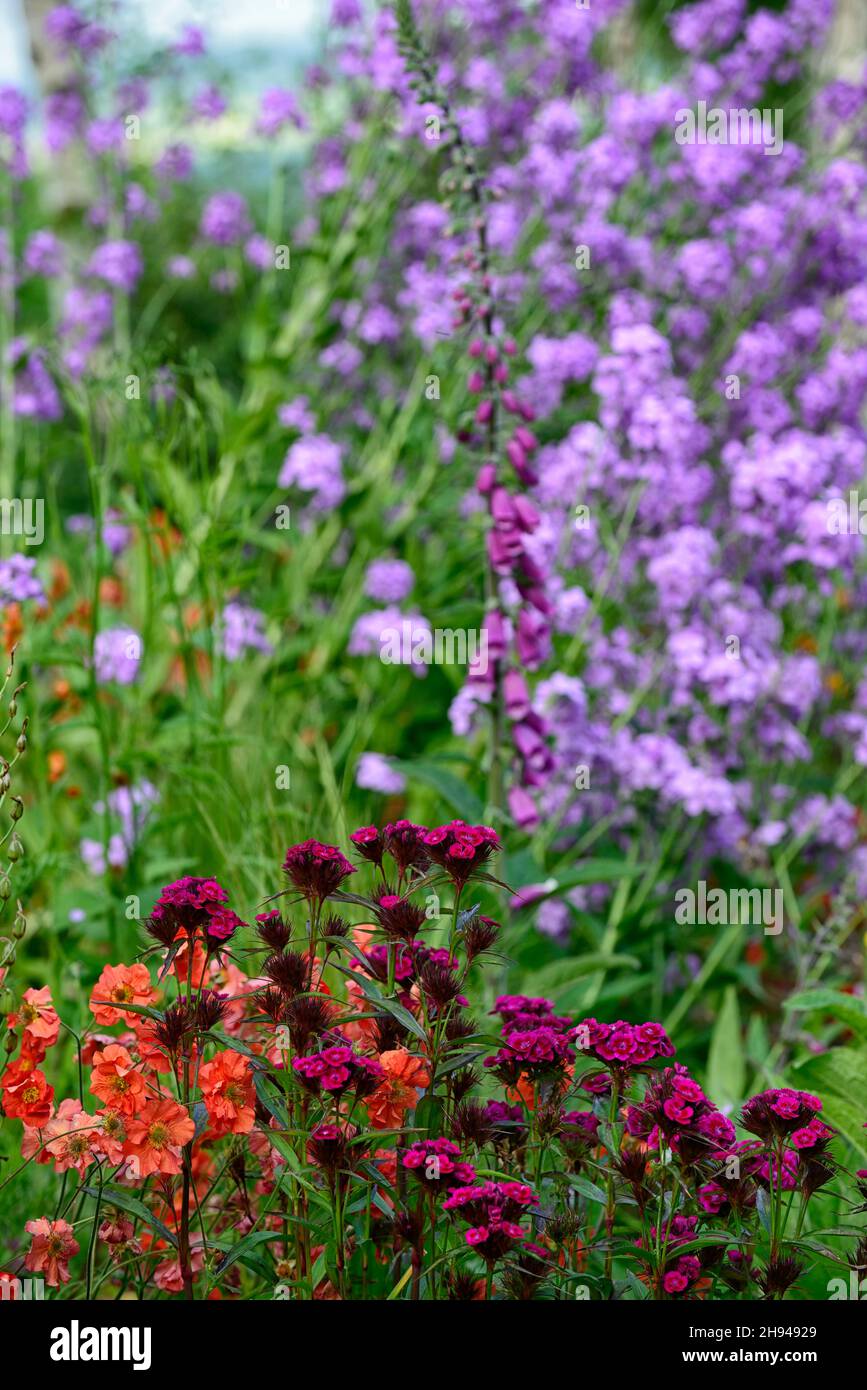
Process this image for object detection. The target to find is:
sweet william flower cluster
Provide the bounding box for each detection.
[1,825,863,1300]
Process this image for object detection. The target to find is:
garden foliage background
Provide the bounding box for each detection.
[1,0,867,1300]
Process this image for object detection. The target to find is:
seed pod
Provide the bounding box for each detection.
[7,700,15,718]
[3,1027,17,1054]
[0,876,10,900]
[15,733,26,755]
[9,798,23,821]
[7,835,22,862]
[0,987,13,1013]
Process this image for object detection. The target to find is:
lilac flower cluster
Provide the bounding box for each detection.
[287,0,867,903]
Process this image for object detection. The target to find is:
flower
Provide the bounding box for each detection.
[741,1088,823,1140]
[364,559,415,603]
[200,192,251,246]
[0,1061,54,1126]
[401,1137,475,1188]
[10,986,60,1053]
[43,1102,100,1175]
[366,1049,430,1129]
[292,1040,383,1098]
[89,962,155,1027]
[124,1098,195,1178]
[24,1217,79,1287]
[443,1180,537,1261]
[421,821,500,884]
[282,839,356,903]
[199,1050,256,1136]
[147,876,230,943]
[86,240,143,292]
[279,433,345,511]
[356,753,406,795]
[89,1043,145,1114]
[219,601,273,661]
[93,626,141,685]
[256,88,305,137]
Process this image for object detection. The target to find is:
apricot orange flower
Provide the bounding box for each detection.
[89,1043,146,1114]
[199,1049,256,1135]
[90,962,155,1027]
[44,1100,101,1176]
[12,986,60,1050]
[0,1062,54,1126]
[124,1098,195,1178]
[366,1049,430,1130]
[24,1217,79,1287]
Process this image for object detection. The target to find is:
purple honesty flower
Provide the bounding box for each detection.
[219,602,274,662]
[172,24,206,56]
[256,88,305,136]
[200,192,251,246]
[93,626,142,685]
[191,85,226,121]
[355,753,407,796]
[0,556,44,603]
[22,230,64,278]
[244,235,273,271]
[278,397,315,432]
[86,240,143,293]
[279,434,345,511]
[154,143,194,181]
[44,90,84,150]
[363,559,414,603]
[13,350,62,422]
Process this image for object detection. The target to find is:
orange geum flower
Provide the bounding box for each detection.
[89,1043,146,1114]
[90,962,155,1027]
[24,1217,79,1288]
[0,1062,54,1127]
[365,1049,430,1130]
[199,1049,256,1135]
[44,1101,100,1176]
[11,986,61,1050]
[124,1098,195,1178]
[92,1107,129,1165]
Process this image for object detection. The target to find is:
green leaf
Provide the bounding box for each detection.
[213,1230,285,1278]
[706,985,745,1111]
[83,1186,177,1248]
[522,954,641,999]
[332,963,427,1041]
[784,990,867,1039]
[566,1174,607,1204]
[512,861,649,909]
[390,759,484,823]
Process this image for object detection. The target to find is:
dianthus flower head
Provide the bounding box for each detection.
[421,821,500,884]
[282,839,356,903]
[442,1179,537,1262]
[741,1088,823,1140]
